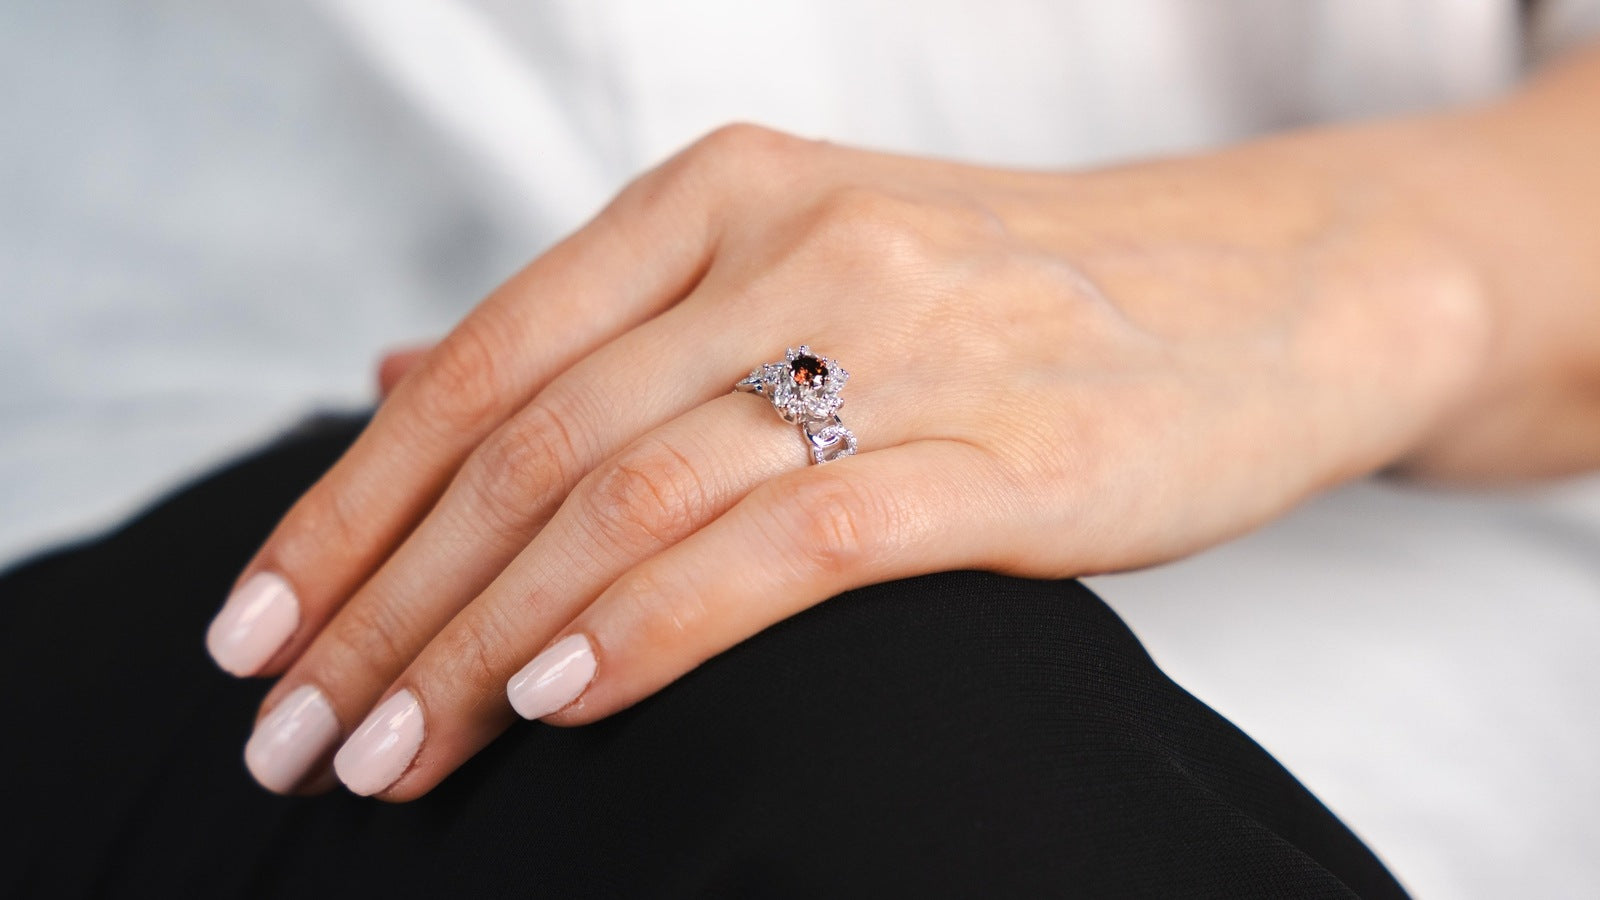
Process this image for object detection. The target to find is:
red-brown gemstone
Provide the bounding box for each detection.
[790,354,826,386]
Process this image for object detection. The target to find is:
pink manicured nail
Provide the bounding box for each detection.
[245,685,340,794]
[333,689,424,796]
[207,572,299,676]
[507,634,597,720]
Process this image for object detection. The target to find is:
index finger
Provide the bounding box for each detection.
[203,128,776,678]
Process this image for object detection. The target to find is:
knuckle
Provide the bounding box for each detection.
[312,597,418,688]
[409,318,509,437]
[606,569,702,653]
[269,471,381,575]
[427,612,516,699]
[321,477,377,546]
[465,402,586,535]
[580,437,712,550]
[652,123,807,197]
[691,122,797,169]
[810,185,906,228]
[801,187,946,271]
[943,196,1011,241]
[762,472,887,577]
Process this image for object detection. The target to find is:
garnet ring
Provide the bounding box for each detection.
[734,345,858,465]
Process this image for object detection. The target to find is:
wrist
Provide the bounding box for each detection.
[1034,125,1498,482]
[1373,69,1600,479]
[1207,90,1600,482]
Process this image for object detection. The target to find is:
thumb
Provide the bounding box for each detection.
[376,343,437,399]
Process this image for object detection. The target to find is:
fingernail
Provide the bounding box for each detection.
[507,634,597,720]
[207,572,300,676]
[244,684,340,794]
[333,689,424,796]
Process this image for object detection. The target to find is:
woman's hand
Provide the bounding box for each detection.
[211,56,1600,800]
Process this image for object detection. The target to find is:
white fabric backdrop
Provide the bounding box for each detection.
[4,2,1599,896]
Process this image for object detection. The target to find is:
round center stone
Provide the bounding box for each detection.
[790,354,826,386]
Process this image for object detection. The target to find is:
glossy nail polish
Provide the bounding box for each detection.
[507,634,597,720]
[333,689,424,796]
[245,684,340,794]
[207,572,299,676]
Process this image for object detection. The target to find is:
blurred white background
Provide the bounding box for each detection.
[3,2,1598,896]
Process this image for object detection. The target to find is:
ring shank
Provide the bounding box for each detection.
[802,415,857,464]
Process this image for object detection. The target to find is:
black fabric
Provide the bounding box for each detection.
[0,415,1407,899]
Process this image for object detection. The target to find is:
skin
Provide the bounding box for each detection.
[226,43,1600,801]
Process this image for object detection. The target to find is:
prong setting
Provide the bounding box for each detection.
[735,345,857,464]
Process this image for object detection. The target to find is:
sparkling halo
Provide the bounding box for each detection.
[735,345,857,464]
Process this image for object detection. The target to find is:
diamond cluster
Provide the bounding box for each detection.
[735,345,857,464]
[742,345,849,425]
